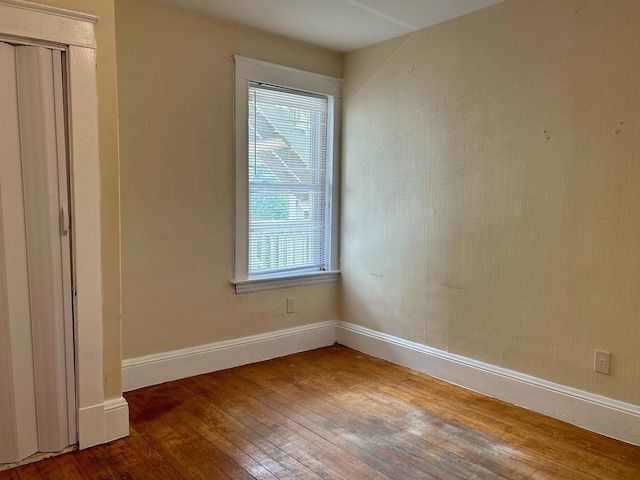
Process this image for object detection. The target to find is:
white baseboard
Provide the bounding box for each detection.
[122,321,337,392]
[336,321,640,446]
[78,397,129,449]
[120,318,640,446]
[104,397,129,443]
[77,403,105,449]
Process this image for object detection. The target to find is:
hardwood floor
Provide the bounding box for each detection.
[2,345,639,479]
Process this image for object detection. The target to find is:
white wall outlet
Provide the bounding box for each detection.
[594,350,611,375]
[286,298,296,314]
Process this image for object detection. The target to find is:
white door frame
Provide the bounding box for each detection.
[0,0,127,449]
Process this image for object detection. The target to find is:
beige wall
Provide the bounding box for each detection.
[341,0,640,405]
[115,0,341,359]
[34,0,122,400]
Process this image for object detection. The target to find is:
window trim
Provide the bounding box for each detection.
[232,56,342,293]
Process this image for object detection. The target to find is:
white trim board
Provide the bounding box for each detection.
[121,319,640,446]
[336,321,640,447]
[77,397,128,449]
[104,397,129,443]
[122,321,337,392]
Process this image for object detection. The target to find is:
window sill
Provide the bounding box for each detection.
[231,270,340,294]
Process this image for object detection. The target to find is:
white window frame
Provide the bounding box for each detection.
[232,56,342,294]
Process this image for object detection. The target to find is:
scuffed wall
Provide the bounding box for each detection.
[341,0,640,404]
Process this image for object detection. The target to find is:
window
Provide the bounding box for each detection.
[232,56,342,293]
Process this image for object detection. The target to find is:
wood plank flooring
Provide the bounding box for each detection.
[2,345,639,479]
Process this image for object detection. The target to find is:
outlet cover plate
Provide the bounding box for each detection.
[594,350,611,375]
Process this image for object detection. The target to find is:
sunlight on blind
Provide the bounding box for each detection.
[248,83,328,276]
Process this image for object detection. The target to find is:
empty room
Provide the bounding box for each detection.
[1,0,639,478]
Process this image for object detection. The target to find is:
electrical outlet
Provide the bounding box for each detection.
[286,298,296,314]
[594,350,611,375]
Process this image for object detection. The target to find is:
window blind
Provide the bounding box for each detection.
[247,82,328,276]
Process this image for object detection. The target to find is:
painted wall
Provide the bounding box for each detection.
[35,0,122,400]
[341,0,640,405]
[115,0,341,359]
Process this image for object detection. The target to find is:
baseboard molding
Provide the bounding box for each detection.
[77,403,105,449]
[336,321,640,446]
[104,397,129,443]
[120,318,640,445]
[77,397,129,449]
[122,321,337,392]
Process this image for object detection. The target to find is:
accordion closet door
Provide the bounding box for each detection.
[0,42,75,464]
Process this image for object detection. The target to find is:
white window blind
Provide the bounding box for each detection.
[248,83,328,277]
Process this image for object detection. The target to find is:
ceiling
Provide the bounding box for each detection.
[156,0,504,52]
